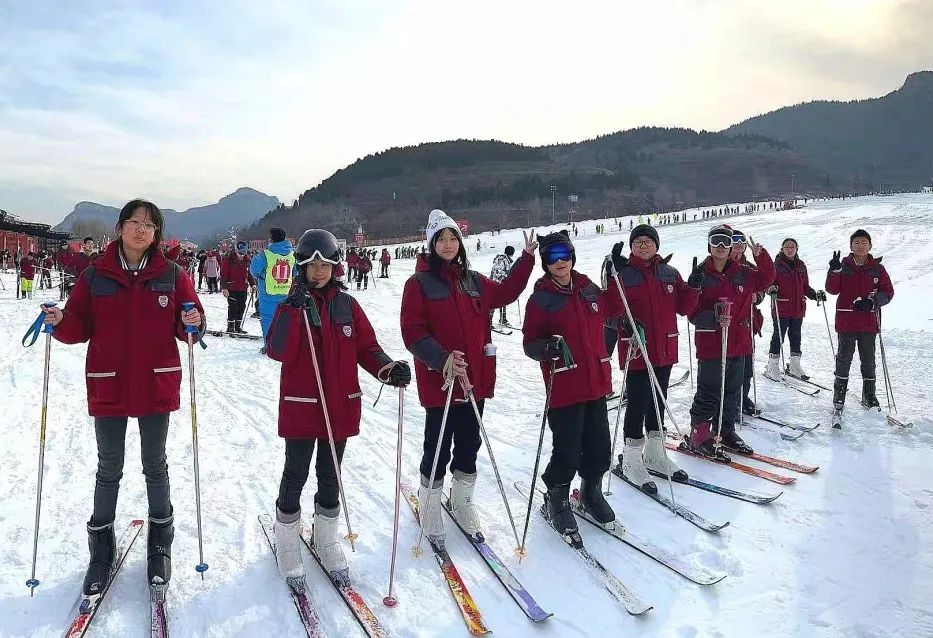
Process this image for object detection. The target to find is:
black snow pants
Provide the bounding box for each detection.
[689,357,744,433]
[769,316,803,355]
[420,401,483,481]
[623,365,672,439]
[543,397,611,488]
[834,331,877,381]
[277,438,347,514]
[226,290,248,330]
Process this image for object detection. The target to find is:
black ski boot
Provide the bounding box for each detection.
[720,429,754,455]
[742,400,762,417]
[234,320,248,334]
[689,421,731,462]
[578,474,616,526]
[542,483,578,536]
[147,514,174,585]
[861,379,880,408]
[83,522,116,596]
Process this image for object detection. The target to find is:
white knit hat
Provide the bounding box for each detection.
[425,209,462,246]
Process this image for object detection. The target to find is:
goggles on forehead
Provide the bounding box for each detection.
[708,233,734,248]
[544,242,574,265]
[297,250,340,266]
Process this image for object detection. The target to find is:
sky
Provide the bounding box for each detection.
[1,0,931,225]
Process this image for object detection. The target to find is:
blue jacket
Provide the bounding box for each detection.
[250,239,294,298]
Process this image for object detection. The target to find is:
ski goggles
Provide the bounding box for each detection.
[543,242,574,264]
[708,233,734,248]
[297,251,340,266]
[731,233,746,245]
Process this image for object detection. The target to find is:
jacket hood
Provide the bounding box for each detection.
[94,241,168,280]
[266,239,293,256]
[843,253,880,268]
[533,270,593,294]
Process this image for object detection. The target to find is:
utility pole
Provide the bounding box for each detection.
[550,185,557,224]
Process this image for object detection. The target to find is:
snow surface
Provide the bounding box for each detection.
[1,194,932,638]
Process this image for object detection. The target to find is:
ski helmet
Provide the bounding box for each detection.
[538,230,576,271]
[295,229,340,266]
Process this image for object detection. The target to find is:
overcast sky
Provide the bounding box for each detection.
[1,0,930,224]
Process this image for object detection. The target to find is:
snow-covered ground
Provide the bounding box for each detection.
[1,194,932,638]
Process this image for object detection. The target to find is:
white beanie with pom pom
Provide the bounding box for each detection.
[425,209,462,247]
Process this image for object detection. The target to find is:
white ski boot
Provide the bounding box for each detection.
[273,507,305,579]
[448,470,482,539]
[312,503,347,575]
[643,430,688,481]
[417,475,446,542]
[765,353,782,380]
[619,437,657,494]
[788,354,809,380]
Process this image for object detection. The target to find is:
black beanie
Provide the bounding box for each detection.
[850,229,872,246]
[630,224,659,250]
[538,230,576,272]
[270,227,287,243]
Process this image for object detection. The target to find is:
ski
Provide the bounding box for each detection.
[724,449,819,474]
[63,519,144,638]
[749,414,820,433]
[205,329,263,341]
[491,326,513,336]
[402,485,491,636]
[150,579,169,638]
[608,369,689,412]
[784,369,831,391]
[258,515,326,638]
[646,469,782,505]
[569,489,727,585]
[513,482,652,615]
[777,376,821,396]
[886,413,914,428]
[741,419,805,441]
[665,441,797,485]
[440,493,551,622]
[296,522,390,638]
[610,465,729,532]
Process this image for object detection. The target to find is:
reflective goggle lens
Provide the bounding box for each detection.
[297,250,340,266]
[708,234,734,248]
[732,233,746,244]
[545,243,573,264]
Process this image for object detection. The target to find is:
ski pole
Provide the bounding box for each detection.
[517,356,557,561]
[686,319,694,388]
[300,306,358,551]
[413,373,456,557]
[714,298,733,456]
[181,302,209,579]
[820,298,836,359]
[383,385,404,608]
[771,292,786,374]
[876,309,897,413]
[605,340,635,496]
[24,303,56,596]
[750,303,758,416]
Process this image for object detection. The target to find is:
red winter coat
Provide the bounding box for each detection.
[19,258,36,278]
[380,252,391,265]
[73,252,96,278]
[825,254,893,333]
[220,253,254,291]
[52,242,205,417]
[689,249,776,360]
[347,254,359,269]
[266,285,392,439]
[523,272,625,409]
[609,255,698,371]
[772,254,811,320]
[357,257,373,274]
[401,251,533,408]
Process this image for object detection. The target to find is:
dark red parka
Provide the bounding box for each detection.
[523,271,625,409]
[220,252,255,292]
[266,285,392,439]
[772,253,811,319]
[19,257,36,278]
[689,249,776,360]
[52,242,205,417]
[607,255,698,371]
[73,251,96,278]
[380,251,391,265]
[401,251,533,408]
[825,254,893,333]
[357,257,373,274]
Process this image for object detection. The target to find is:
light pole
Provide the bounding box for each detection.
[568,194,578,224]
[550,185,557,224]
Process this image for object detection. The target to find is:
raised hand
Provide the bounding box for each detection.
[686,256,704,289]
[829,250,842,271]
[748,235,763,257]
[522,229,538,255]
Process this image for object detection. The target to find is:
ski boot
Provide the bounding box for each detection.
[618,437,657,494]
[417,475,446,543]
[274,507,305,579]
[788,353,809,381]
[861,378,880,409]
[448,470,482,540]
[234,320,248,334]
[578,474,617,528]
[765,354,782,380]
[688,421,731,462]
[313,503,348,576]
[832,376,847,429]
[643,430,688,481]
[147,513,174,585]
[720,428,754,455]
[83,521,116,596]
[226,320,237,335]
[742,399,762,417]
[542,483,578,536]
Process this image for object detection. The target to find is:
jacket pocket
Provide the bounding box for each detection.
[87,371,120,406]
[152,365,182,405]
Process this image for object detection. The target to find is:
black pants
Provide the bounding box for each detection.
[91,414,171,526]
[623,365,672,439]
[769,316,803,355]
[226,290,248,329]
[277,438,347,514]
[207,276,219,293]
[380,263,389,277]
[420,401,483,481]
[198,271,205,290]
[834,332,876,381]
[355,271,368,290]
[690,357,744,433]
[543,397,611,487]
[742,353,755,407]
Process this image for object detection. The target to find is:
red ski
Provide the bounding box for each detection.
[665,442,796,485]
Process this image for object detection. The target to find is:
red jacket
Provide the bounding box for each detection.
[380,252,391,265]
[772,254,811,319]
[523,272,625,409]
[401,251,533,408]
[357,257,373,274]
[220,253,254,291]
[689,249,776,360]
[73,252,96,278]
[19,258,36,278]
[347,253,359,269]
[52,242,205,418]
[825,254,893,333]
[608,255,698,371]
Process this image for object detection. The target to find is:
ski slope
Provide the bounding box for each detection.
[1,194,931,638]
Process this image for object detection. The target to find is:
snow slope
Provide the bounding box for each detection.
[1,194,931,638]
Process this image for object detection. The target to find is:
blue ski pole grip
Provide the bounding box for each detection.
[23,303,58,346]
[181,302,198,334]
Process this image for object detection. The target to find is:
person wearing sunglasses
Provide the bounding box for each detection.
[729,231,767,416]
[603,224,700,494]
[686,224,776,459]
[265,228,410,579]
[522,230,629,536]
[401,209,535,542]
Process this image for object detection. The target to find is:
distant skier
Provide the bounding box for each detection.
[19,251,36,298]
[687,225,774,459]
[265,229,410,579]
[489,245,515,326]
[825,229,894,424]
[221,240,256,333]
[379,248,391,278]
[203,251,220,293]
[401,209,534,542]
[41,199,205,596]
[355,251,372,290]
[250,227,295,352]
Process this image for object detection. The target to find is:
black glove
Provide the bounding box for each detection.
[611,241,628,273]
[386,361,412,387]
[829,250,842,271]
[543,337,563,360]
[754,291,766,305]
[805,287,818,301]
[816,290,827,302]
[285,284,312,309]
[686,256,704,289]
[767,284,779,295]
[853,297,875,312]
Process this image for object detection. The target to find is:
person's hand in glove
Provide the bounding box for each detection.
[285,283,312,308]
[767,284,779,295]
[816,290,827,302]
[384,361,411,387]
[805,287,818,301]
[853,297,875,312]
[544,336,564,361]
[611,241,628,273]
[829,250,842,272]
[686,256,704,289]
